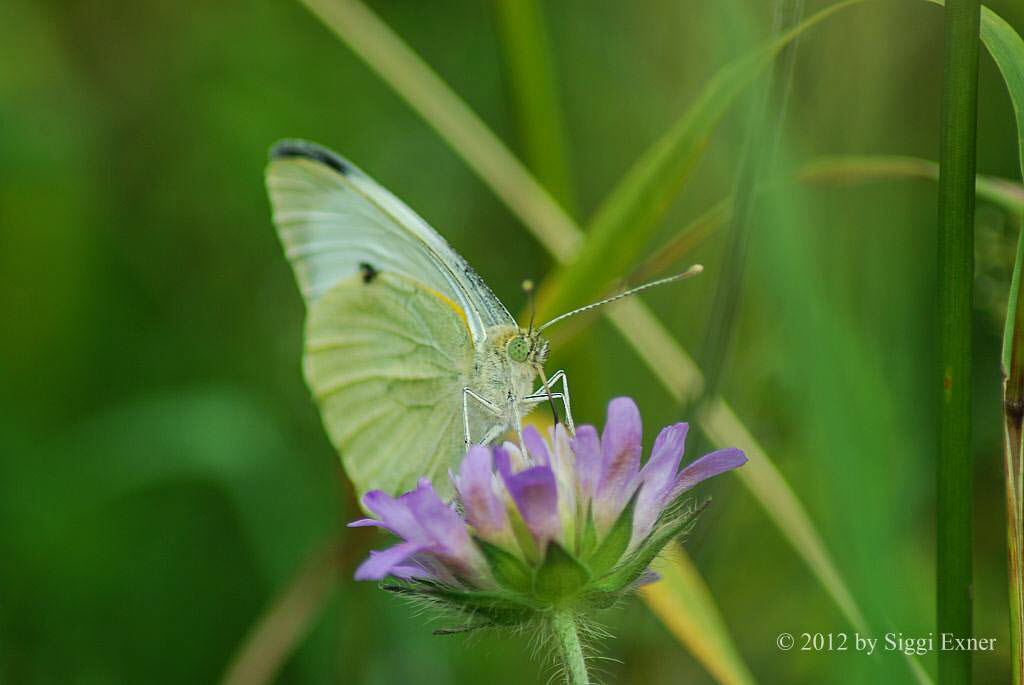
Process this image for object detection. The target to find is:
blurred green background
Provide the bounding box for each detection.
[2,0,1024,683]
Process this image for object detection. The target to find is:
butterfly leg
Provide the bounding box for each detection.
[507,391,528,454]
[524,369,575,435]
[463,387,503,447]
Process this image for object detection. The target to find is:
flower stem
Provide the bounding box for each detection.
[549,609,588,685]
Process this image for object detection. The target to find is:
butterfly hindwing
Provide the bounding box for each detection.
[304,272,474,497]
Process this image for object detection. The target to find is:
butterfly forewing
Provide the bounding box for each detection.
[266,140,514,341]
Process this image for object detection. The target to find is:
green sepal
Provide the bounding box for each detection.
[583,589,625,610]
[533,541,591,603]
[585,490,639,576]
[508,504,542,564]
[590,498,709,594]
[474,536,533,594]
[577,503,598,560]
[383,582,538,626]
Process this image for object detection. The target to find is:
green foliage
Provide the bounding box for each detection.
[3,0,1024,683]
[534,0,862,323]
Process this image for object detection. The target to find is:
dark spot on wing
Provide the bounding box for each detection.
[270,140,350,175]
[359,262,379,284]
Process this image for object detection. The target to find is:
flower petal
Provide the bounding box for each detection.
[493,445,512,480]
[549,424,578,546]
[570,424,602,502]
[362,490,424,542]
[632,423,689,544]
[503,464,560,544]
[595,397,643,529]
[650,423,689,469]
[347,518,385,528]
[388,564,432,580]
[403,480,471,555]
[457,446,510,542]
[500,441,530,472]
[600,397,642,471]
[522,425,550,464]
[353,541,425,580]
[631,569,662,588]
[667,448,748,501]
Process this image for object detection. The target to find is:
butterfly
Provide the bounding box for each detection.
[265,140,699,499]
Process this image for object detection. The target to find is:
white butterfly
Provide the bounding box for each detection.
[266,140,698,498]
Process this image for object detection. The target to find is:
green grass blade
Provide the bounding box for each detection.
[968,2,1024,367]
[697,0,804,409]
[935,1,981,682]
[629,199,732,284]
[493,0,577,216]
[641,543,756,685]
[297,0,580,263]
[534,0,863,322]
[977,6,1024,182]
[636,156,1023,287]
[698,398,869,635]
[801,154,1024,215]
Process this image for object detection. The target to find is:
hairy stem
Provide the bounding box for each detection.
[549,609,588,685]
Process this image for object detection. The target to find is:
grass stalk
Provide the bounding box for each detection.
[935,0,981,682]
[1003,212,1024,684]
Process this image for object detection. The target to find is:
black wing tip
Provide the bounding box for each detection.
[269,139,351,176]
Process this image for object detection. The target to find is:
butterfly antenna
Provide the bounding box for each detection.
[536,264,704,334]
[522,279,536,336]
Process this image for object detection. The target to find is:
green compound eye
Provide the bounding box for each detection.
[507,335,530,363]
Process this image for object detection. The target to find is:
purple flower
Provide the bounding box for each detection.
[349,397,747,615]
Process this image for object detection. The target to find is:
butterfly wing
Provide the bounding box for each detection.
[266,139,514,343]
[266,140,517,497]
[304,272,474,498]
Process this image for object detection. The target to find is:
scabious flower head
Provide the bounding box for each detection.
[350,397,747,625]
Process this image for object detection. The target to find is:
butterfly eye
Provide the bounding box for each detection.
[506,335,530,363]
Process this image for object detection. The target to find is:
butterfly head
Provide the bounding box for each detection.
[506,331,548,367]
